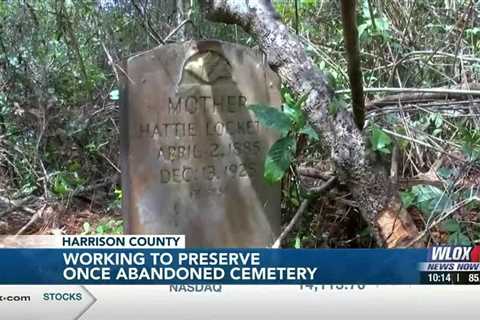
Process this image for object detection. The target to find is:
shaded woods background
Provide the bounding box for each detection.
[0,0,479,247]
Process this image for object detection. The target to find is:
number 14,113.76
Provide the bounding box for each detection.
[300,285,366,291]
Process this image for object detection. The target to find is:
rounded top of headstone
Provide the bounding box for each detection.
[128,40,268,71]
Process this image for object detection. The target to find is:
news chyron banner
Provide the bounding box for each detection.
[0,235,479,320]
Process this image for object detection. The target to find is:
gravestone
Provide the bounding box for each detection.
[120,40,281,247]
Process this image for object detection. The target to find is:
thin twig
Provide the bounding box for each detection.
[390,144,399,181]
[102,43,119,83]
[272,176,336,248]
[131,0,165,45]
[164,18,193,43]
[272,199,310,249]
[336,87,480,96]
[98,153,120,173]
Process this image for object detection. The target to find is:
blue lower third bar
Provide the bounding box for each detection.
[0,249,428,285]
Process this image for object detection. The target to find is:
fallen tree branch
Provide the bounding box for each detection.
[70,175,119,198]
[337,87,480,96]
[398,178,444,189]
[201,0,422,247]
[296,166,330,180]
[365,84,480,108]
[0,196,35,218]
[304,176,336,194]
[367,99,480,114]
[15,204,47,235]
[396,50,480,64]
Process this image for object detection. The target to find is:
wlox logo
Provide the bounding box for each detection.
[429,246,480,262]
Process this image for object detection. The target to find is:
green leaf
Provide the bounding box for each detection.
[375,17,390,32]
[264,136,296,183]
[432,113,443,128]
[53,175,71,195]
[96,225,105,234]
[358,23,370,39]
[109,89,119,101]
[441,219,461,233]
[281,87,295,107]
[370,127,392,154]
[459,127,480,161]
[448,231,471,246]
[465,27,480,36]
[294,93,310,109]
[324,71,338,90]
[299,123,320,141]
[328,97,346,116]
[412,185,441,203]
[432,128,442,136]
[114,189,122,200]
[248,104,292,136]
[282,104,305,127]
[113,224,124,234]
[400,191,415,208]
[411,185,453,216]
[437,167,452,180]
[294,234,302,248]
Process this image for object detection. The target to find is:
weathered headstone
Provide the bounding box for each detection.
[120,40,281,247]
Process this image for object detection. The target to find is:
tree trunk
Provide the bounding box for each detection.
[199,0,423,248]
